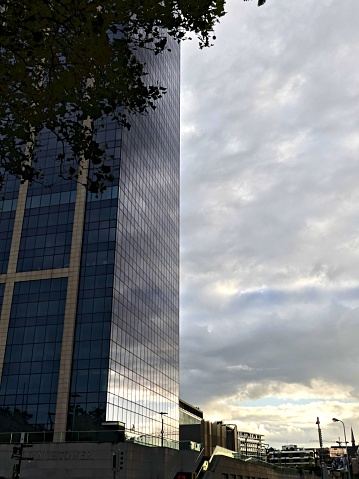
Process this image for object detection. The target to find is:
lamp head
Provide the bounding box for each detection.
[332,418,339,422]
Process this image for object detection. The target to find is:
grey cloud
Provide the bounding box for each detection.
[181,288,359,401]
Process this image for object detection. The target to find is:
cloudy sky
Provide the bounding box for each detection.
[179,0,359,449]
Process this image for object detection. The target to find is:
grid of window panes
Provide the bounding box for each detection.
[0,174,19,274]
[17,202,75,271]
[69,194,115,430]
[68,119,121,430]
[16,130,77,272]
[27,129,78,196]
[0,278,67,432]
[107,39,180,445]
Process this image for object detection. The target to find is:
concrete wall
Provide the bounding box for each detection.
[0,443,115,479]
[203,455,314,479]
[0,441,315,479]
[0,442,199,479]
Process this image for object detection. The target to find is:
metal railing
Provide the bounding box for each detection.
[0,430,123,444]
[0,429,180,449]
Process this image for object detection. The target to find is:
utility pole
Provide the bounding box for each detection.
[316,417,328,479]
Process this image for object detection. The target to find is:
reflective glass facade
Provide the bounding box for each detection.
[69,192,116,431]
[0,40,180,446]
[107,43,180,440]
[17,203,75,272]
[0,279,66,430]
[0,174,19,275]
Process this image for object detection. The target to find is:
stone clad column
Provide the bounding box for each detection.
[54,162,89,441]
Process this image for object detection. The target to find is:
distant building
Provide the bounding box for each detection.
[312,447,331,467]
[268,445,315,469]
[330,445,347,458]
[180,419,238,457]
[237,431,266,461]
[178,402,238,458]
[179,399,203,425]
[179,400,270,461]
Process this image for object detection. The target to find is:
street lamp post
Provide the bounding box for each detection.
[70,393,81,433]
[333,418,351,479]
[159,412,168,447]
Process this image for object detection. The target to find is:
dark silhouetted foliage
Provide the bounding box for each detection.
[0,0,264,193]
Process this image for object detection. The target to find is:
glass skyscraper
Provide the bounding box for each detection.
[0,41,180,445]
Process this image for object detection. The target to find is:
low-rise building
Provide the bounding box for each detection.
[237,431,266,461]
[179,399,203,426]
[267,445,315,469]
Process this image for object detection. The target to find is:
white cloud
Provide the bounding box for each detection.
[203,395,359,449]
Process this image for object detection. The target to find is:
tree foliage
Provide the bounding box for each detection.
[0,0,265,193]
